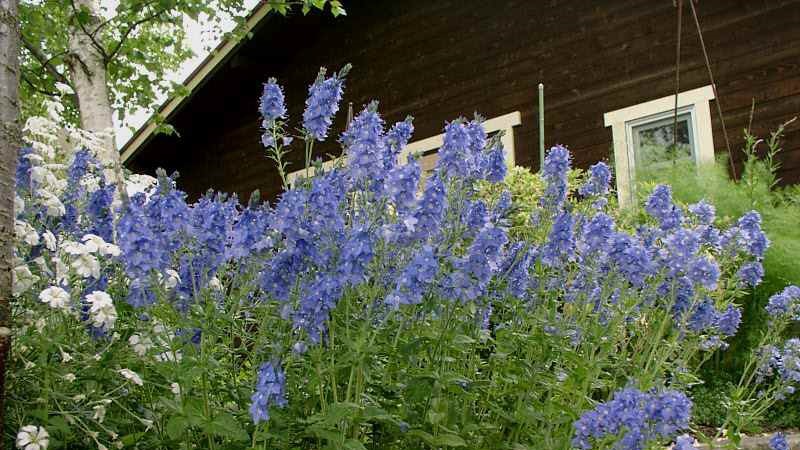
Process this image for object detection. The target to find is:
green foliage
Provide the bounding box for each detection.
[634,119,800,429]
[18,0,343,127]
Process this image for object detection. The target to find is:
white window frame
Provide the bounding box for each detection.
[603,85,716,207]
[287,111,521,184]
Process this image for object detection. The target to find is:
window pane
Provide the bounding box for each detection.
[632,114,694,169]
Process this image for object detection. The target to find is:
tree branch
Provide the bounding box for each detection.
[68,0,111,63]
[21,72,59,97]
[106,7,170,63]
[92,0,160,36]
[19,34,71,86]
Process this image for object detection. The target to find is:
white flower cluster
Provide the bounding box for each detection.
[86,291,117,330]
[16,425,49,450]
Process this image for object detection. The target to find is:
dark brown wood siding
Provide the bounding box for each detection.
[126,0,800,202]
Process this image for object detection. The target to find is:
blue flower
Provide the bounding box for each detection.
[483,145,506,183]
[607,233,654,287]
[338,226,373,285]
[343,102,388,186]
[86,183,115,242]
[15,147,33,192]
[572,387,691,450]
[541,145,571,209]
[580,213,615,255]
[386,245,438,307]
[687,299,716,333]
[462,200,489,235]
[385,159,420,213]
[249,361,288,424]
[736,211,770,258]
[542,210,575,267]
[674,434,698,450]
[502,243,537,298]
[303,67,346,141]
[717,304,742,337]
[737,261,764,287]
[646,185,683,230]
[769,432,789,450]
[446,226,508,301]
[766,285,800,319]
[295,274,343,343]
[259,78,287,124]
[579,162,611,198]
[436,119,485,180]
[688,200,715,225]
[385,116,414,166]
[688,257,720,290]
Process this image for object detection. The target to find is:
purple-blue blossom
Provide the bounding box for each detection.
[646,185,683,230]
[249,361,288,424]
[579,161,611,198]
[770,432,789,450]
[572,387,691,450]
[766,285,800,319]
[737,261,764,287]
[303,66,347,141]
[259,78,287,124]
[541,145,571,209]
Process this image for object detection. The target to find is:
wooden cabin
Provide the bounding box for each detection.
[121,0,800,204]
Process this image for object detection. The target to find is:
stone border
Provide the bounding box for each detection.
[693,432,800,449]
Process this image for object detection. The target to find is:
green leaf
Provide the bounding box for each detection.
[343,439,367,450]
[433,434,467,447]
[453,334,476,345]
[165,415,187,440]
[206,413,248,442]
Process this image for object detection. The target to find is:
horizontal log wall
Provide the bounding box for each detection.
[127,0,800,202]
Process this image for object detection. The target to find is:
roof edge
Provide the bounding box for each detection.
[120,2,273,164]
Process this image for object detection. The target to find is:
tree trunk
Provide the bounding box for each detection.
[66,0,119,166]
[0,0,20,447]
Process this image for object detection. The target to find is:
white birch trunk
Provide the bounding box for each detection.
[66,0,119,167]
[0,0,20,441]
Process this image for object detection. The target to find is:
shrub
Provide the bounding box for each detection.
[7,72,800,450]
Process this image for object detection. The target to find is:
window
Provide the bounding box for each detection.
[287,111,521,184]
[604,85,715,206]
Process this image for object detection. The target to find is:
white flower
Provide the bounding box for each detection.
[81,234,120,257]
[12,265,39,297]
[60,351,72,363]
[155,350,182,363]
[41,231,57,252]
[32,257,49,273]
[118,369,143,386]
[16,425,49,450]
[61,240,90,255]
[15,220,39,246]
[63,373,75,382]
[30,167,57,189]
[163,269,181,290]
[124,174,157,198]
[71,254,100,279]
[15,195,25,215]
[128,334,152,357]
[54,82,73,95]
[80,174,100,193]
[52,257,68,285]
[92,404,106,423]
[208,276,222,291]
[170,382,181,395]
[86,291,116,330]
[36,189,65,217]
[38,286,70,310]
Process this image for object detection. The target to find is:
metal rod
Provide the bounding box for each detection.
[538,83,545,170]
